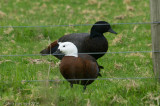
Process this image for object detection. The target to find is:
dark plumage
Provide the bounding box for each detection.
[56,42,103,91]
[40,21,117,60]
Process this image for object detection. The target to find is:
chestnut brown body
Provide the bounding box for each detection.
[60,55,100,88]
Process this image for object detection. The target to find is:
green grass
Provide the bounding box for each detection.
[0,0,160,105]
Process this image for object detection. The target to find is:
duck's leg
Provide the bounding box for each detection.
[83,85,87,92]
[70,83,73,88]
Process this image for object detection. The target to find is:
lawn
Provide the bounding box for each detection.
[0,0,160,105]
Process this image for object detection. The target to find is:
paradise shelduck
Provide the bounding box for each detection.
[56,42,103,90]
[40,21,117,60]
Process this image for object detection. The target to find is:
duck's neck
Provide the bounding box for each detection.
[65,53,78,57]
[90,30,103,38]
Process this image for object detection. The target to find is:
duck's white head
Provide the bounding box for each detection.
[57,42,78,57]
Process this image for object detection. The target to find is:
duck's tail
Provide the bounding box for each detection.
[98,65,104,77]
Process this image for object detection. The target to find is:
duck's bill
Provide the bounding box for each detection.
[108,28,117,34]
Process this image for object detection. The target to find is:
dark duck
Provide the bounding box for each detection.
[56,42,103,91]
[40,21,117,60]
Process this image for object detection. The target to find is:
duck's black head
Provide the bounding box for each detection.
[90,21,117,37]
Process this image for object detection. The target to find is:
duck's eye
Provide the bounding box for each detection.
[63,45,65,47]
